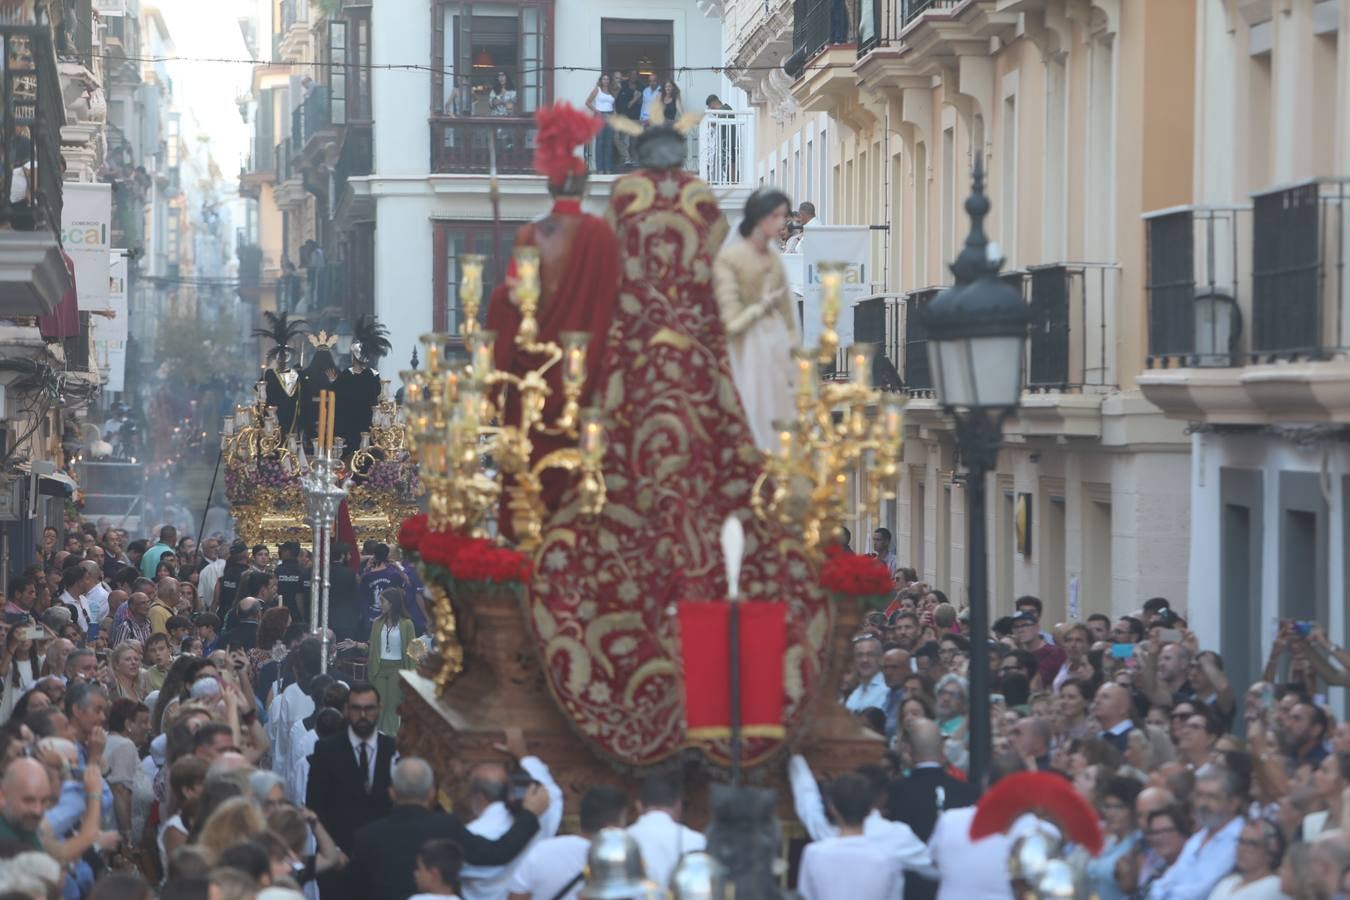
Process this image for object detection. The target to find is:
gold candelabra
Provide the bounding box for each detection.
[400,249,607,551]
[222,375,301,472]
[752,261,905,553]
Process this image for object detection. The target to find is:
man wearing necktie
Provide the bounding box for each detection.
[308,681,399,900]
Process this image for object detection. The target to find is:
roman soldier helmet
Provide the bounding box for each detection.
[252,311,308,368]
[533,102,602,197]
[630,100,701,171]
[350,314,392,367]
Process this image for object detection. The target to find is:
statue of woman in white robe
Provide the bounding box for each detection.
[713,189,800,451]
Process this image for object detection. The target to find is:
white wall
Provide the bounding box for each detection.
[552,0,723,113]
[1187,430,1350,669]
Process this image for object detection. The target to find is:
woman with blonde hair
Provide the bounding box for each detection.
[195,795,268,863]
[105,643,146,701]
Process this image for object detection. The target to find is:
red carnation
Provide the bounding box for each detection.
[398,514,429,553]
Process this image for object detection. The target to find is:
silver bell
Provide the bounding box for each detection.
[580,828,659,900]
[669,852,726,900]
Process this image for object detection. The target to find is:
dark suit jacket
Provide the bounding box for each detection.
[306,730,398,853]
[886,765,981,900]
[349,804,542,900]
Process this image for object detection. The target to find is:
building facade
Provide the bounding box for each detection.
[359,0,752,371]
[1137,0,1350,694]
[730,0,1197,623]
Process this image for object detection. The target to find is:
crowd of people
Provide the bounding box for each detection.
[4,516,1350,900]
[0,518,446,899]
[804,524,1350,900]
[582,70,687,174]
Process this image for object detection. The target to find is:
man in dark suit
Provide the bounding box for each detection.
[305,681,402,900]
[349,755,549,900]
[886,719,980,900]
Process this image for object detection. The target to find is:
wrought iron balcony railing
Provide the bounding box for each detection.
[1024,263,1118,392]
[1144,205,1247,368]
[1251,178,1349,361]
[293,87,331,149]
[0,24,65,232]
[785,0,852,77]
[431,116,536,175]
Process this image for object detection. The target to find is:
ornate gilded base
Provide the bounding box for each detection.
[396,583,884,827]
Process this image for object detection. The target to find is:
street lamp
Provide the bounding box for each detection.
[924,158,1030,787]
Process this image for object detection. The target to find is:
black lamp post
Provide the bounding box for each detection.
[924,158,1030,787]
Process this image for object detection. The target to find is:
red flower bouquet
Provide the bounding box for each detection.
[397,513,533,590]
[819,545,893,604]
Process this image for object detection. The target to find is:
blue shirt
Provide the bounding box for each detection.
[844,672,889,713]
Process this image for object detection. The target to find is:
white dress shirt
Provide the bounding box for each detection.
[346,726,395,789]
[61,589,95,635]
[506,833,589,900]
[788,754,935,886]
[85,581,110,626]
[198,558,225,609]
[627,810,706,889]
[845,672,890,713]
[1147,816,1243,900]
[799,834,902,900]
[460,756,563,900]
[929,806,1059,900]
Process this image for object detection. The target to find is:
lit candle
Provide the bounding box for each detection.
[774,420,795,459]
[820,264,843,322]
[881,397,904,449]
[579,408,604,459]
[561,332,589,387]
[461,255,484,307]
[849,344,875,388]
[324,390,336,452]
[472,331,496,381]
[514,247,540,307]
[420,333,442,372]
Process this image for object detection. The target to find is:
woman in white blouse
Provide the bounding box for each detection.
[359,587,415,735]
[585,73,617,174]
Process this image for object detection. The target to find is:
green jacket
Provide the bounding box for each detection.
[366,618,416,680]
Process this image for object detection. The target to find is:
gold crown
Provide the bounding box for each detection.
[308,331,339,350]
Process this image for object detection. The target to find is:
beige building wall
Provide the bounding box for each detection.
[729,0,1197,619]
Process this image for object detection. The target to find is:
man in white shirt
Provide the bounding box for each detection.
[798,773,903,900]
[789,754,934,893]
[627,773,706,888]
[507,785,628,900]
[1147,768,1244,900]
[460,729,564,900]
[198,539,225,611]
[81,561,111,635]
[58,564,98,638]
[844,636,889,713]
[639,75,661,125]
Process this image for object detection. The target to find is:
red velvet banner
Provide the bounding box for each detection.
[678,601,788,743]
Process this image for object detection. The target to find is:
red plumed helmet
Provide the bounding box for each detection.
[969,771,1104,856]
[533,102,602,186]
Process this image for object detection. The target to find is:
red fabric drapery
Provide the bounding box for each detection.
[678,601,788,742]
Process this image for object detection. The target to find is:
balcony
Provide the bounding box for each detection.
[0,23,74,318]
[785,0,860,112]
[431,117,536,175]
[273,137,306,208]
[293,87,331,150]
[1138,179,1350,425]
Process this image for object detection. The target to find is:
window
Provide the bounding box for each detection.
[433,221,522,333]
[1001,93,1017,265]
[913,141,927,287]
[344,11,371,122]
[433,1,553,117]
[601,19,673,85]
[327,21,347,127]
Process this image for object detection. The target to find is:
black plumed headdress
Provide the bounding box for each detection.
[352,315,392,363]
[252,311,309,364]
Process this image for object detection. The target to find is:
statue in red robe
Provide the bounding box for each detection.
[525,121,828,768]
[485,104,620,539]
